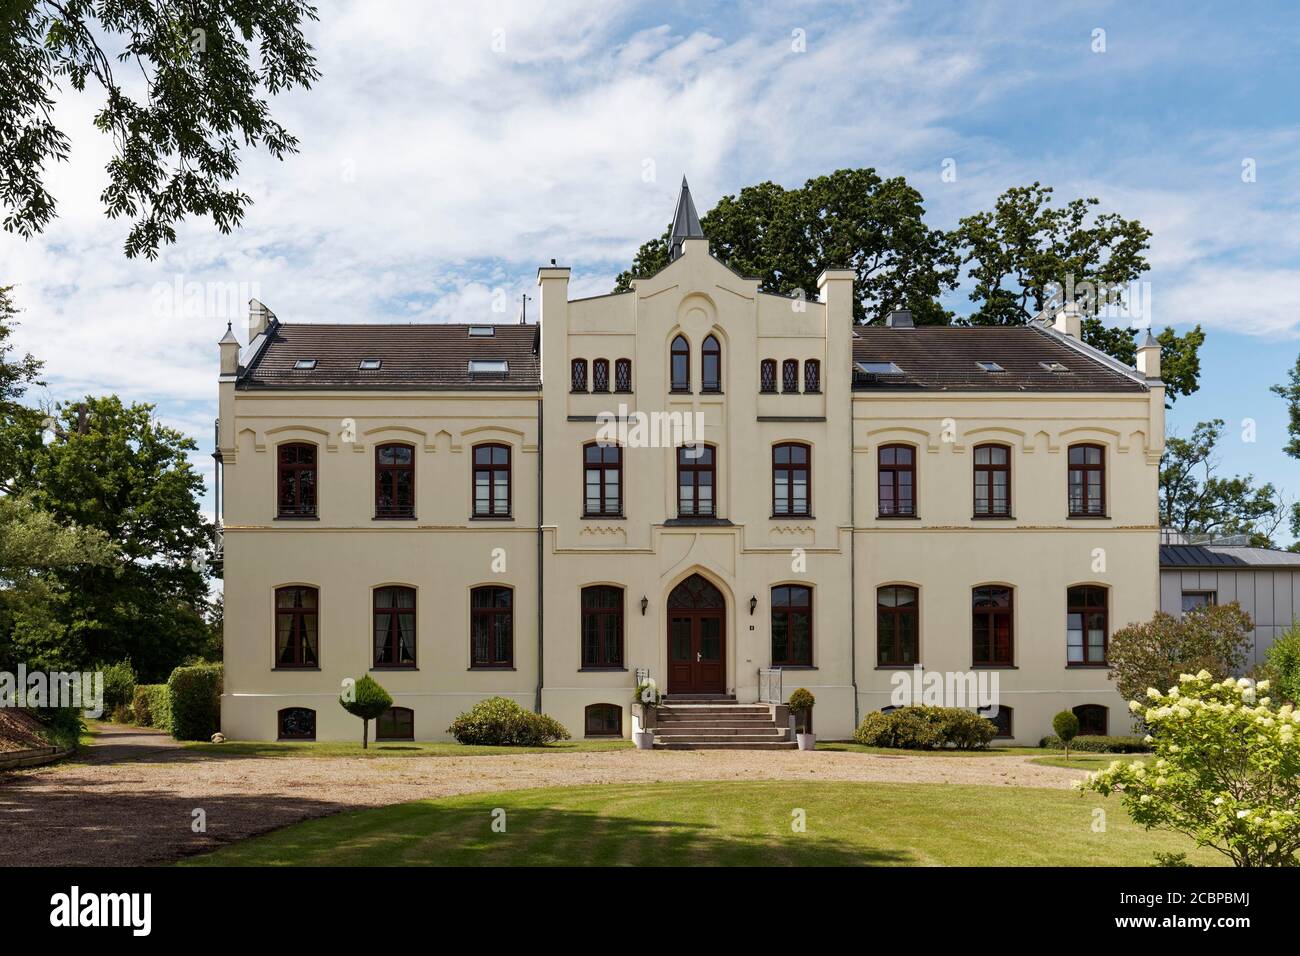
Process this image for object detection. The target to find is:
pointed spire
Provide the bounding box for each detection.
[219,321,239,345]
[668,176,705,261]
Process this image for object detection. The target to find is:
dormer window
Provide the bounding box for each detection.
[468,326,495,337]
[1039,361,1069,372]
[293,359,317,370]
[358,359,382,370]
[976,361,1004,372]
[468,359,508,377]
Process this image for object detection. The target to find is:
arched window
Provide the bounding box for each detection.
[581,586,624,668]
[375,443,414,518]
[760,359,777,393]
[570,358,588,392]
[278,707,316,740]
[1067,585,1108,665]
[614,358,632,392]
[373,585,416,667]
[973,443,1010,517]
[277,442,317,517]
[670,335,690,392]
[803,359,821,394]
[877,585,918,666]
[592,358,610,392]
[376,706,414,741]
[275,586,319,668]
[1068,443,1106,516]
[677,445,715,517]
[980,704,1013,738]
[782,359,799,393]
[583,442,622,517]
[1072,704,1108,737]
[972,586,1013,666]
[771,584,813,666]
[772,443,810,516]
[472,443,511,517]
[470,585,513,668]
[878,444,916,516]
[584,703,622,738]
[702,335,722,392]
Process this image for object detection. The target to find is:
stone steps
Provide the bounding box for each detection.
[650,701,794,751]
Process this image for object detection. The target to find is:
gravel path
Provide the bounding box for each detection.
[0,743,1085,866]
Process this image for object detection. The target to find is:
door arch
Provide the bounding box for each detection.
[666,573,726,694]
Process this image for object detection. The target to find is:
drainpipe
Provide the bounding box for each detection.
[535,395,544,713]
[848,377,859,728]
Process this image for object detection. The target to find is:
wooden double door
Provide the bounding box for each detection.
[666,574,726,695]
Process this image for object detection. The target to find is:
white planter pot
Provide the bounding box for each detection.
[796,733,816,751]
[634,731,655,750]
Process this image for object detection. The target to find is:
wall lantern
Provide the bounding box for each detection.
[749,595,758,616]
[641,595,649,616]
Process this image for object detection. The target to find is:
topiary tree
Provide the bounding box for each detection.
[1080,671,1300,867]
[339,676,392,749]
[788,688,815,734]
[1053,710,1080,761]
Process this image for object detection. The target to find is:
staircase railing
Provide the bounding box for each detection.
[757,667,783,704]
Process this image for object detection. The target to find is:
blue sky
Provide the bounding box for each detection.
[3,0,1299,537]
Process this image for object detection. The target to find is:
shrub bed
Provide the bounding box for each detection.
[101,660,136,718]
[166,664,222,741]
[447,696,570,746]
[1039,734,1150,753]
[131,684,171,731]
[853,706,996,750]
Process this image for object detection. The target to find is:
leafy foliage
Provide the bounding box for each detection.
[1106,605,1254,707]
[1,0,320,258]
[447,696,571,747]
[166,663,222,740]
[616,169,957,324]
[1081,672,1300,867]
[787,687,815,733]
[130,683,170,730]
[1038,734,1150,753]
[1052,710,1080,759]
[339,675,393,748]
[1261,624,1300,706]
[1160,419,1283,546]
[101,659,136,716]
[853,706,996,750]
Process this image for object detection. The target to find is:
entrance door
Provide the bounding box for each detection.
[666,574,726,694]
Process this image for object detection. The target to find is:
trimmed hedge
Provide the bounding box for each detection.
[853,706,997,750]
[101,660,136,717]
[131,684,171,731]
[166,664,222,741]
[447,696,570,746]
[1038,734,1150,753]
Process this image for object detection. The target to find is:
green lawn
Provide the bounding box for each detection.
[181,738,634,759]
[182,780,1222,867]
[1031,753,1149,771]
[816,741,1053,757]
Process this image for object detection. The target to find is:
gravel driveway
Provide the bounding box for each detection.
[0,733,1084,866]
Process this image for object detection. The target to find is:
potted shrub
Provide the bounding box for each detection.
[789,687,816,750]
[632,679,659,750]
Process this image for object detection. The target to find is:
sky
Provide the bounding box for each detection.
[3,0,1299,539]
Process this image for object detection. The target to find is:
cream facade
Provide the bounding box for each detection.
[217,189,1165,745]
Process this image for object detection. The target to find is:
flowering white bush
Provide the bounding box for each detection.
[1079,671,1300,866]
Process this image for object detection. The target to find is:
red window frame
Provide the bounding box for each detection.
[373,585,417,668]
[770,584,813,666]
[1068,443,1106,516]
[760,359,777,393]
[472,443,511,517]
[1072,704,1108,736]
[972,585,1013,666]
[677,445,716,517]
[571,359,588,392]
[277,442,317,517]
[973,443,1011,516]
[584,703,622,737]
[670,335,690,392]
[583,442,622,517]
[1066,585,1108,665]
[581,586,624,668]
[877,585,919,666]
[376,706,414,741]
[614,358,632,392]
[277,707,316,740]
[375,443,415,518]
[702,335,722,392]
[772,442,810,516]
[782,359,799,393]
[878,444,916,516]
[470,585,513,668]
[275,585,319,668]
[592,358,610,392]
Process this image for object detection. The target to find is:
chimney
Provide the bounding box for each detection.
[1136,328,1161,380]
[219,322,240,375]
[885,308,914,328]
[248,298,275,340]
[1052,302,1082,339]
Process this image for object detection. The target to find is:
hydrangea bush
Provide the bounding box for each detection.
[1079,671,1300,867]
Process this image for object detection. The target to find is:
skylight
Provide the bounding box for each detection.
[468,359,508,376]
[358,359,382,370]
[976,361,1004,372]
[1038,361,1070,372]
[855,361,903,375]
[468,326,495,337]
[292,359,317,370]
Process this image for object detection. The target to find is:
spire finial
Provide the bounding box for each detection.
[669,176,705,261]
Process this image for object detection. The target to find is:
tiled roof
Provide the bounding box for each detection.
[239,323,540,390]
[851,326,1147,392]
[1160,544,1300,569]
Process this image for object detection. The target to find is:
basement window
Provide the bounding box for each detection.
[1038,361,1070,372]
[976,361,1004,372]
[293,359,317,370]
[468,359,509,378]
[468,326,496,336]
[358,359,382,370]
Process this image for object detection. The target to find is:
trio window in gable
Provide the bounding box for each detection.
[571,358,588,392]
[592,358,610,392]
[782,359,799,393]
[614,358,632,392]
[760,359,777,393]
[803,359,821,394]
